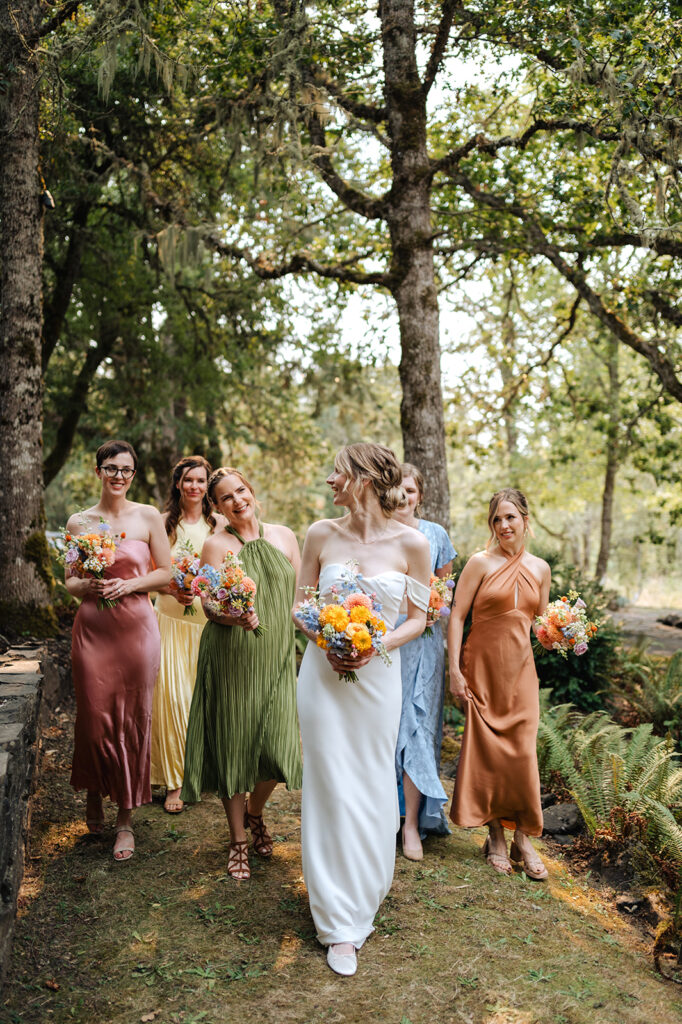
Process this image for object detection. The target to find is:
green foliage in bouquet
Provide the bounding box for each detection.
[533,553,621,712]
[538,704,682,868]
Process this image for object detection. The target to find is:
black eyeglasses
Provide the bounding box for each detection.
[101,465,136,479]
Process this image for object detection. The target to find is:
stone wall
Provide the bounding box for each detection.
[0,645,56,987]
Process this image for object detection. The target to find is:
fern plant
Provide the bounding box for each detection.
[622,651,682,751]
[538,705,682,865]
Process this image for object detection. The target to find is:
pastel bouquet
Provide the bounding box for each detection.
[424,573,455,636]
[191,550,264,637]
[169,539,202,616]
[59,520,124,610]
[295,561,391,683]
[534,590,599,658]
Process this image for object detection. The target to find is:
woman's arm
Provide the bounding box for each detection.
[435,560,453,580]
[447,554,487,701]
[382,530,431,652]
[63,513,101,599]
[291,522,324,641]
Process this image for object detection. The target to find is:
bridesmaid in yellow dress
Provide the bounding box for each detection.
[448,489,551,879]
[151,456,220,813]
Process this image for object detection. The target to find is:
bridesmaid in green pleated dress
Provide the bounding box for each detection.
[181,467,302,880]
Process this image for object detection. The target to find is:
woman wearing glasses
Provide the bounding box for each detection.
[64,440,172,861]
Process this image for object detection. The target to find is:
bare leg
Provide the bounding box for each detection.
[511,828,548,879]
[86,790,104,834]
[482,818,512,875]
[221,793,250,879]
[401,772,424,860]
[244,780,277,857]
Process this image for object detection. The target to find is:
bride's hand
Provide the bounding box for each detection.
[327,649,375,674]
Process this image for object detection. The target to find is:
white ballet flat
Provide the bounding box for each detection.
[326,945,357,976]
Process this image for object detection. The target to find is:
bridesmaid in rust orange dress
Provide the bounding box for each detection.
[448,488,551,879]
[65,440,171,862]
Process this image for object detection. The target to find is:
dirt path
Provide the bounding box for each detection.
[1,703,678,1024]
[609,606,682,657]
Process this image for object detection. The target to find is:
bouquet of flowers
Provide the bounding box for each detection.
[59,520,124,610]
[169,539,202,616]
[191,550,264,636]
[424,573,456,636]
[534,590,599,658]
[295,561,391,683]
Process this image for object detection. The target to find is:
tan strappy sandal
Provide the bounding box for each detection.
[244,805,273,857]
[482,836,513,875]
[510,838,548,880]
[227,840,250,880]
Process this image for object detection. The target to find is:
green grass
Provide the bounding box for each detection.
[1,709,680,1024]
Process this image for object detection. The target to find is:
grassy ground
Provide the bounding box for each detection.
[1,705,679,1024]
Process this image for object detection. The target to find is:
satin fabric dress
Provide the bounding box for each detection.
[71,539,161,808]
[450,547,544,836]
[395,519,457,835]
[181,524,302,801]
[297,565,429,948]
[151,517,211,791]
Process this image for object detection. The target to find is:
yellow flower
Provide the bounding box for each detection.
[347,623,372,652]
[319,604,350,631]
[349,605,371,625]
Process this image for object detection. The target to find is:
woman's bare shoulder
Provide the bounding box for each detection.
[526,551,551,578]
[65,507,98,532]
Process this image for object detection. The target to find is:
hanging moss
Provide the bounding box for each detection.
[24,530,56,596]
[0,600,58,638]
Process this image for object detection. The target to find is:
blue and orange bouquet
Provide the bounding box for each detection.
[295,561,391,682]
[424,573,455,636]
[59,520,124,610]
[191,550,264,636]
[169,539,202,616]
[534,590,599,658]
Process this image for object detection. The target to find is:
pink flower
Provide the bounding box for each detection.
[343,593,372,611]
[216,587,228,601]
[574,642,588,655]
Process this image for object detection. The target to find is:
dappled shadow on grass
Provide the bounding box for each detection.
[2,707,681,1024]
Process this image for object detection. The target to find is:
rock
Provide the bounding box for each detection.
[542,802,582,835]
[657,614,682,629]
[540,792,558,809]
[615,894,660,927]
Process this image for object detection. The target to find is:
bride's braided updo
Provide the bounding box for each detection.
[334,443,407,517]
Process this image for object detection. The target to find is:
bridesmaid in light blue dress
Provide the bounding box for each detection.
[395,463,456,860]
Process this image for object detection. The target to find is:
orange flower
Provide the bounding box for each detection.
[346,623,372,652]
[319,604,350,631]
[343,593,372,611]
[349,605,372,625]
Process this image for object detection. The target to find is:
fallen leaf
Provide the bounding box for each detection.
[44,979,60,991]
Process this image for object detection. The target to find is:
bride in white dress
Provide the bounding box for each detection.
[294,443,431,976]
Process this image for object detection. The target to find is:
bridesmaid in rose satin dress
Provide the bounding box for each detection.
[448,488,551,880]
[65,440,171,862]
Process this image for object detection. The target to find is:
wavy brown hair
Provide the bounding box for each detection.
[334,443,406,516]
[163,456,213,546]
[486,487,532,549]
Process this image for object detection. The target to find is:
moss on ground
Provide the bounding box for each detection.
[1,707,679,1024]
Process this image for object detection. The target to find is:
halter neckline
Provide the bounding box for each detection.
[225,521,263,545]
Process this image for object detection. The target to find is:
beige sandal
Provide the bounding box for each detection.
[113,826,134,862]
[510,838,548,880]
[482,836,512,875]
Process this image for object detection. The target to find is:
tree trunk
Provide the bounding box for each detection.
[0,0,56,635]
[381,0,450,527]
[595,337,620,581]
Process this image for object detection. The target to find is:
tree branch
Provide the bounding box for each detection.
[422,0,458,96]
[310,71,387,124]
[305,107,387,220]
[37,1,83,40]
[205,236,391,287]
[450,167,682,403]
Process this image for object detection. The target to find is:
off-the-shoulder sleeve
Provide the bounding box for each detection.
[404,575,430,611]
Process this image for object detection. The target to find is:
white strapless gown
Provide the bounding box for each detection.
[297,564,429,948]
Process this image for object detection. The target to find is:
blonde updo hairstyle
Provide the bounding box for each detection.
[334,443,407,517]
[486,487,532,550]
[207,466,262,518]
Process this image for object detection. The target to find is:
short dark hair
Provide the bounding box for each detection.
[96,440,138,470]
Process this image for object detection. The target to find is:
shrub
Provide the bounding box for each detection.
[538,703,682,867]
[619,650,682,752]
